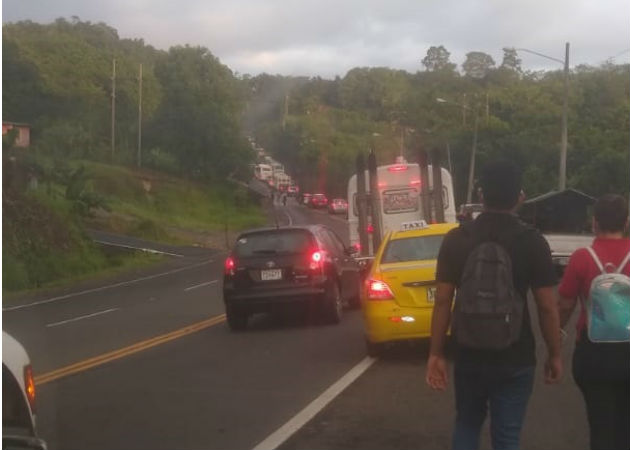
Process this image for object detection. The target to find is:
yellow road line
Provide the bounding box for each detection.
[34,314,226,386]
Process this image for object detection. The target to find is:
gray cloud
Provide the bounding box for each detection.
[3,0,628,77]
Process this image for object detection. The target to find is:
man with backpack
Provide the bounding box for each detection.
[558,194,630,450]
[426,160,563,450]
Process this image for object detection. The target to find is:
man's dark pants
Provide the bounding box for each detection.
[452,362,535,450]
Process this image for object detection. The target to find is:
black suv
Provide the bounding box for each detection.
[223,225,361,330]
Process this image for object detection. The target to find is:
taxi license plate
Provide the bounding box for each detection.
[261,269,282,281]
[427,287,436,303]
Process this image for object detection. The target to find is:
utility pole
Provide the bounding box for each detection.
[462,93,467,126]
[485,91,490,124]
[466,113,479,204]
[111,58,116,158]
[137,63,143,168]
[282,93,289,131]
[514,44,570,191]
[559,42,570,190]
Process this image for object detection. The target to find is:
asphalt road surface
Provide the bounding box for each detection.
[3,198,589,450]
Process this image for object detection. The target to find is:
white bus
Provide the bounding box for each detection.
[347,159,456,254]
[254,164,273,183]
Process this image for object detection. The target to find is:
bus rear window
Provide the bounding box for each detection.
[382,188,419,214]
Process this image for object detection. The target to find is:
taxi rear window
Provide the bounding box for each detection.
[381,235,445,263]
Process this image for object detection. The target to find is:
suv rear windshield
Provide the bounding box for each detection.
[381,235,445,263]
[234,230,315,257]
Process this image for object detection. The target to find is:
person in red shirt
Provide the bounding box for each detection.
[558,194,630,450]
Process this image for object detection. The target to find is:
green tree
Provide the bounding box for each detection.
[462,51,496,79]
[422,46,457,72]
[148,45,250,179]
[500,47,522,73]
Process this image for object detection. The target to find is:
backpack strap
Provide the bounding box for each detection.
[585,246,605,274]
[616,251,630,274]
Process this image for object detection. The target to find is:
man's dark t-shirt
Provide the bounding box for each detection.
[436,212,557,367]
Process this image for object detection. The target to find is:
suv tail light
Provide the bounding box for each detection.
[24,365,36,413]
[366,279,395,300]
[309,250,325,271]
[224,256,236,276]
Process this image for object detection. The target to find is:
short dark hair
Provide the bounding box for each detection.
[594,194,629,233]
[479,160,522,210]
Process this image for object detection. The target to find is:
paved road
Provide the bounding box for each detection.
[3,199,589,450]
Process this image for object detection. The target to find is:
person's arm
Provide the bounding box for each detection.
[556,251,583,329]
[429,282,455,357]
[426,282,455,391]
[558,295,577,329]
[533,286,563,383]
[426,229,460,391]
[529,233,563,383]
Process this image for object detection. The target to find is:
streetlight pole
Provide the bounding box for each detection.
[560,42,570,190]
[514,43,570,190]
[436,97,478,204]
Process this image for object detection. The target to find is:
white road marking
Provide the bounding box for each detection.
[183,280,219,291]
[45,308,120,328]
[92,240,185,257]
[3,259,216,312]
[284,209,294,226]
[251,356,376,450]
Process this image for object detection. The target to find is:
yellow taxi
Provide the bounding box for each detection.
[361,220,459,356]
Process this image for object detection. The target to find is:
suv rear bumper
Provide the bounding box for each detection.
[224,285,326,312]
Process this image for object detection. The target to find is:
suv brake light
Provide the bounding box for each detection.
[225,256,236,276]
[309,250,325,271]
[24,365,36,413]
[367,279,395,300]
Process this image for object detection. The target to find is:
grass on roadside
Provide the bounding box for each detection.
[82,160,266,233]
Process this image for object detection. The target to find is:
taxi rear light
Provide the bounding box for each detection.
[367,279,395,300]
[388,164,408,172]
[24,365,36,413]
[410,179,421,186]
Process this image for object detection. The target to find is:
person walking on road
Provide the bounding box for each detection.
[557,194,630,450]
[426,160,563,450]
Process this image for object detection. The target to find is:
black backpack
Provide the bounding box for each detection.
[453,225,525,350]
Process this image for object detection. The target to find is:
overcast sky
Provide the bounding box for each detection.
[3,0,629,78]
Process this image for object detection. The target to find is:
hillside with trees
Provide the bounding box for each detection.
[4,19,628,203]
[245,47,630,202]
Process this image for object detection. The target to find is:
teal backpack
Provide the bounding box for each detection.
[584,247,630,343]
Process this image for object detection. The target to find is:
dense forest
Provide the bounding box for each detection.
[3,19,629,204]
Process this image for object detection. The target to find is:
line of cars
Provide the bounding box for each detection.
[297,193,349,215]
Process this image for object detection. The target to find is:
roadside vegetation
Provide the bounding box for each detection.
[2,151,265,294]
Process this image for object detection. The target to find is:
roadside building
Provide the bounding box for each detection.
[2,121,31,148]
[519,188,595,233]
